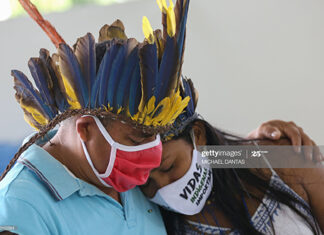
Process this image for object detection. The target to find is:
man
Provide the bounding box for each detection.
[0,0,191,233]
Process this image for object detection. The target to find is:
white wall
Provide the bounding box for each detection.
[0,0,323,143]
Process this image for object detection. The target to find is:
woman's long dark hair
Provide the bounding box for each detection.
[161,119,320,235]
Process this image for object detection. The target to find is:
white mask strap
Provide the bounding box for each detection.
[82,115,161,152]
[79,138,113,187]
[82,115,115,146]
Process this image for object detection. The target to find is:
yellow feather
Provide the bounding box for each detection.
[147,96,156,115]
[142,16,155,44]
[117,106,123,114]
[130,111,140,122]
[156,0,167,13]
[137,96,154,123]
[164,133,175,141]
[169,0,174,10]
[161,93,181,125]
[129,94,189,127]
[23,114,39,130]
[144,116,153,126]
[61,74,82,109]
[21,104,49,126]
[138,89,145,114]
[154,32,165,60]
[166,1,176,37]
[137,104,148,124]
[151,97,171,126]
[169,96,190,123]
[160,89,184,125]
[105,103,113,112]
[137,97,153,124]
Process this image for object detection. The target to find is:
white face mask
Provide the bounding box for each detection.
[149,131,213,215]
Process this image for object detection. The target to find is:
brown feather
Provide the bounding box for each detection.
[51,53,71,104]
[174,0,182,35]
[13,75,49,129]
[187,78,198,108]
[161,13,168,40]
[98,20,128,42]
[39,49,69,111]
[153,30,165,62]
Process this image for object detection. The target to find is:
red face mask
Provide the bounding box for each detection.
[80,116,162,192]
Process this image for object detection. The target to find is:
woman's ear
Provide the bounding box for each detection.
[76,116,96,142]
[192,120,207,146]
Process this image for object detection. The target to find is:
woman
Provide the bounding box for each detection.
[140,78,323,234]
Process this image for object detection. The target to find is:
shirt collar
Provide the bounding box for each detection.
[18,131,112,201]
[18,142,80,201]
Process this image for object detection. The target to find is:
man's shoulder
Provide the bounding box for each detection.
[0,164,54,234]
[0,163,53,206]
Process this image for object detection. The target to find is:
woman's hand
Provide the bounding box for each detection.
[247,120,323,162]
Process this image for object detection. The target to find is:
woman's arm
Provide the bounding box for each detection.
[278,165,324,231]
[298,167,324,230]
[257,138,324,231]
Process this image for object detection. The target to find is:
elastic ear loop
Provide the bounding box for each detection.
[79,138,113,187]
[80,115,116,178]
[83,115,161,152]
[78,115,117,186]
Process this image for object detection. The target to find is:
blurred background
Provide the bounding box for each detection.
[0,0,323,171]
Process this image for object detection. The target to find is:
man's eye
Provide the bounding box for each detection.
[130,138,141,145]
[160,164,174,173]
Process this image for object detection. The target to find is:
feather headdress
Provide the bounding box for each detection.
[162,76,199,140]
[13,0,191,133]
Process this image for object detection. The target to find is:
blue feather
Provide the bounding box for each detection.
[106,43,127,111]
[182,77,194,115]
[155,36,179,103]
[115,41,139,111]
[12,70,52,119]
[139,43,158,105]
[90,77,100,109]
[95,42,120,107]
[128,63,141,116]
[28,58,57,118]
[39,48,69,113]
[74,33,96,108]
[58,44,89,108]
[177,0,190,62]
[90,75,100,109]
[91,41,112,108]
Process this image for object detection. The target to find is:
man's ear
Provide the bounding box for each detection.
[76,116,96,142]
[192,120,207,146]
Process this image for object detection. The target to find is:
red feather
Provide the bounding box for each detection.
[18,0,65,48]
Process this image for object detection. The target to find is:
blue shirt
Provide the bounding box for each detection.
[0,133,166,235]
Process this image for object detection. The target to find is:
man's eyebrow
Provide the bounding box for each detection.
[142,133,155,138]
[130,131,154,139]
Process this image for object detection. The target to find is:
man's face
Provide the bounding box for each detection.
[83,118,156,174]
[76,116,158,189]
